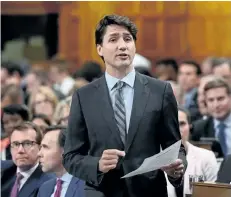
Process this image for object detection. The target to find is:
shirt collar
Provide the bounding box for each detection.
[105,69,136,91]
[59,172,73,183]
[17,163,39,179]
[214,112,231,129]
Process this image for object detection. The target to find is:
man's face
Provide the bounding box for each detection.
[38,130,63,173]
[3,113,23,136]
[213,63,231,85]
[178,110,190,143]
[178,64,199,92]
[10,129,40,171]
[97,25,136,72]
[205,87,231,120]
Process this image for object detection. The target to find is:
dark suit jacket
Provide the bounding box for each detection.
[37,176,85,197]
[216,154,231,183]
[191,117,215,141]
[186,90,201,122]
[63,73,187,197]
[1,160,53,197]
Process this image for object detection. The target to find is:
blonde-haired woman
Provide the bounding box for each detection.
[29,86,58,122]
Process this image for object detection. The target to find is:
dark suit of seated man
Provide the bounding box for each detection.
[216,154,231,184]
[37,126,85,197]
[1,122,54,197]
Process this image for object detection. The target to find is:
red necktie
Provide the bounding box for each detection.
[11,172,24,197]
[54,179,63,197]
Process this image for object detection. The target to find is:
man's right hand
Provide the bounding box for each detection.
[99,149,125,173]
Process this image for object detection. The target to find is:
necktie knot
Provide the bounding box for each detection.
[16,172,24,181]
[116,81,125,90]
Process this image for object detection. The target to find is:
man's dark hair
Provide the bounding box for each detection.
[204,77,231,95]
[156,58,178,73]
[1,61,24,77]
[2,104,30,121]
[10,121,43,144]
[32,114,51,126]
[178,106,191,124]
[212,58,231,70]
[181,60,202,76]
[44,125,67,148]
[95,14,138,45]
[74,61,103,82]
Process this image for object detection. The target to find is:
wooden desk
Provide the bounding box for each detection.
[192,182,231,197]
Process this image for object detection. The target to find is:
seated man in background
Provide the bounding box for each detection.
[192,78,231,157]
[216,154,231,184]
[1,122,53,197]
[1,104,30,160]
[37,126,85,197]
[167,106,218,197]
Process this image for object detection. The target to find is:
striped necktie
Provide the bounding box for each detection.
[54,178,63,197]
[114,81,127,145]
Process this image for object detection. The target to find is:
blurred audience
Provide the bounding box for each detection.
[1,84,24,108]
[212,58,231,85]
[49,59,75,96]
[29,86,58,122]
[32,114,51,132]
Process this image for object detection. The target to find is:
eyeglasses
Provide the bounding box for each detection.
[11,140,38,150]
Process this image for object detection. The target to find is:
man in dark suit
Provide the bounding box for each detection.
[216,154,231,183]
[1,122,53,197]
[37,126,85,197]
[191,78,231,157]
[63,14,187,197]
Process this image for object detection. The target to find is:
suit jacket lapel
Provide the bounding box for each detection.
[95,76,124,149]
[65,177,80,197]
[46,179,56,197]
[125,73,150,152]
[19,166,43,197]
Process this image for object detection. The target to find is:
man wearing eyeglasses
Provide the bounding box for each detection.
[1,122,53,197]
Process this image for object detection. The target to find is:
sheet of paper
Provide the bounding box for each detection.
[121,140,182,178]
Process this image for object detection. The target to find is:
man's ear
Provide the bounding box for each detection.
[97,44,103,56]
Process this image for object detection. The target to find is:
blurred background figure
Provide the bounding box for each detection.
[155,58,178,81]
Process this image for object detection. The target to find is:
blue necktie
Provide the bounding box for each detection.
[218,122,227,156]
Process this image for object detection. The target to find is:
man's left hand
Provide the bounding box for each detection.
[161,159,184,179]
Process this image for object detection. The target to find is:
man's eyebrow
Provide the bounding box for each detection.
[108,32,132,37]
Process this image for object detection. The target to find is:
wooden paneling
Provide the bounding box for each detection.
[1,1,59,15]
[2,1,231,68]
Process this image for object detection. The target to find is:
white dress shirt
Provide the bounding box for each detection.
[167,142,219,197]
[51,172,73,197]
[17,163,39,190]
